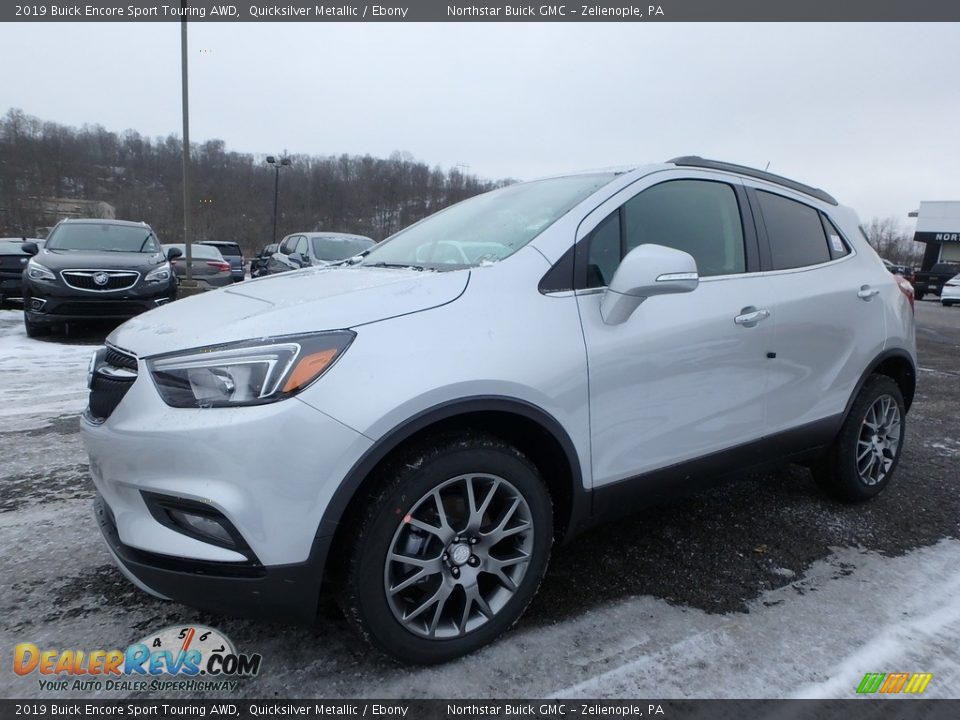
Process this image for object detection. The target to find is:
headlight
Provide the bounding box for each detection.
[145,263,172,283]
[26,260,56,281]
[147,331,355,408]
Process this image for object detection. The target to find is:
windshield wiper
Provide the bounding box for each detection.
[364,261,428,271]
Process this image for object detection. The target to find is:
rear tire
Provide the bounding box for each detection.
[337,434,553,664]
[812,375,905,502]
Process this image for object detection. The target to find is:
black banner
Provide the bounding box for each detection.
[914,231,960,244]
[2,0,959,23]
[3,700,960,720]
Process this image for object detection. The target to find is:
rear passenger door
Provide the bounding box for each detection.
[747,187,886,434]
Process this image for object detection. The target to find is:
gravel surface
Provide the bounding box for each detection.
[0,300,958,699]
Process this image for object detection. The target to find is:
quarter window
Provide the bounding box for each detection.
[756,191,832,270]
[586,179,746,287]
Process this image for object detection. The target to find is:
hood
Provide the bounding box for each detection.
[109,265,470,357]
[34,248,166,271]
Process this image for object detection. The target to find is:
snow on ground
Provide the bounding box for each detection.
[0,309,95,431]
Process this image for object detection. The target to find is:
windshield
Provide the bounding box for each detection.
[312,236,374,261]
[45,223,159,253]
[361,173,618,269]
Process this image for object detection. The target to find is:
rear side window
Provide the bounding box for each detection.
[213,244,242,257]
[820,215,850,259]
[756,191,831,270]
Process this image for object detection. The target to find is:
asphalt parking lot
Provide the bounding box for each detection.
[0,300,958,699]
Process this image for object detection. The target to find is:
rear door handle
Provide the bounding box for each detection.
[858,285,880,301]
[734,306,770,328]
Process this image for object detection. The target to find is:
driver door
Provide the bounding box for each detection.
[575,171,775,488]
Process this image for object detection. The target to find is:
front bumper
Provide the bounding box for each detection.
[81,364,373,618]
[94,493,330,621]
[23,276,176,322]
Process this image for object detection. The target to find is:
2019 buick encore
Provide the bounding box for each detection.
[82,157,916,664]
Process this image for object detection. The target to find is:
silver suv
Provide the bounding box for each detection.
[82,157,916,664]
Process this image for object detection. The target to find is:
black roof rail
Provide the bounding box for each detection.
[667,156,838,206]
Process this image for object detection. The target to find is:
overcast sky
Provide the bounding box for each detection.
[2,22,958,226]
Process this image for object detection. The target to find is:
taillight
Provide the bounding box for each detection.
[207,261,231,272]
[895,275,914,311]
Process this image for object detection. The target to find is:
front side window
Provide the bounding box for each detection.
[45,223,159,253]
[586,179,746,287]
[756,191,831,270]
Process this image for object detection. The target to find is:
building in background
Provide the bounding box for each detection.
[910,201,960,270]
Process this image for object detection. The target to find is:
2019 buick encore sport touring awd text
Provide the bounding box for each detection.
[82,157,917,664]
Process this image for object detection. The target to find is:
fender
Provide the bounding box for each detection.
[312,395,589,545]
[840,348,917,425]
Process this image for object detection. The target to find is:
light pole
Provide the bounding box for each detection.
[265,155,291,244]
[180,0,194,284]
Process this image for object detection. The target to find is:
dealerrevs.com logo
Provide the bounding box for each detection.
[14,625,262,693]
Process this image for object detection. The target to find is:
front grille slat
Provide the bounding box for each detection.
[61,270,140,292]
[88,345,138,421]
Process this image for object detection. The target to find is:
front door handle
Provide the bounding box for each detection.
[858,285,880,301]
[734,306,770,328]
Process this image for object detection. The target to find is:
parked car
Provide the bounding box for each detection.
[881,258,912,279]
[0,237,43,305]
[21,219,177,337]
[162,244,233,289]
[941,274,960,306]
[911,262,960,300]
[251,243,278,278]
[83,157,916,664]
[267,232,374,274]
[199,241,245,282]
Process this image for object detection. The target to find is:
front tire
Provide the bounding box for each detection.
[338,435,553,664]
[24,314,50,338]
[812,375,905,502]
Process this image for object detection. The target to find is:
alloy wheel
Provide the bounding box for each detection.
[856,394,902,486]
[383,473,534,639]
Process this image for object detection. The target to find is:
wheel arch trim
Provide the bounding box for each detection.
[315,396,588,545]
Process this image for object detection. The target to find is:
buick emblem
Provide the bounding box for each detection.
[93,272,110,286]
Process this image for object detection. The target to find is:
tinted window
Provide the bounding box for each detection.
[279,235,299,255]
[585,210,621,287]
[757,191,831,270]
[205,243,241,257]
[163,244,223,260]
[820,215,849,259]
[625,180,745,277]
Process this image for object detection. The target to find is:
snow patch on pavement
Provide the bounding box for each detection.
[0,310,95,431]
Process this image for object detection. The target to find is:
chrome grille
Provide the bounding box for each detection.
[61,270,140,292]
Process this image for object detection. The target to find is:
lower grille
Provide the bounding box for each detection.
[88,345,138,421]
[56,301,144,316]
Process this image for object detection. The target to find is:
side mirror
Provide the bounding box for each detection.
[21,242,39,256]
[600,244,699,325]
[166,247,183,260]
